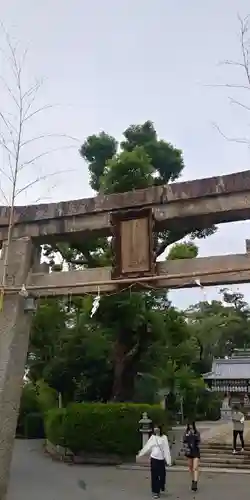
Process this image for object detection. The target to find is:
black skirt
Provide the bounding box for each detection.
[185,450,200,459]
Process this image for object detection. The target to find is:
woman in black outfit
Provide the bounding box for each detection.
[183,422,200,492]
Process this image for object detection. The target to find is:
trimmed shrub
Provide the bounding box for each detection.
[45,403,168,456]
[36,380,58,414]
[19,383,39,415]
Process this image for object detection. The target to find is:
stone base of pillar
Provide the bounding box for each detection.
[220,408,232,421]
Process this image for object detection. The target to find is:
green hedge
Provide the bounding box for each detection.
[45,403,168,456]
[35,380,58,414]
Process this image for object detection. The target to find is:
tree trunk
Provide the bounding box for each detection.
[112,341,137,402]
[112,324,149,402]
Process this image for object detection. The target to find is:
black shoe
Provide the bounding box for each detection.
[192,481,198,492]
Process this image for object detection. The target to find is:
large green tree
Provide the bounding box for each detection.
[78,121,215,400]
[32,121,215,402]
[186,289,250,374]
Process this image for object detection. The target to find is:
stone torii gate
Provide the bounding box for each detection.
[1,169,250,497]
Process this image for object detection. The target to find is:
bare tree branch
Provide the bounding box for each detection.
[22,80,41,102]
[0,184,9,205]
[0,25,78,302]
[212,14,250,146]
[238,14,250,85]
[0,132,15,179]
[0,164,13,182]
[0,75,19,108]
[205,83,250,90]
[22,81,43,118]
[20,133,79,150]
[218,60,246,68]
[18,145,77,172]
[229,97,250,111]
[15,169,74,197]
[0,134,15,159]
[212,122,249,144]
[23,104,56,123]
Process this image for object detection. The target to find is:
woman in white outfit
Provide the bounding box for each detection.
[137,424,171,498]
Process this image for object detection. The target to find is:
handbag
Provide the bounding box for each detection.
[183,441,191,457]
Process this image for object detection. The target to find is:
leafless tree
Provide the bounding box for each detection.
[211,14,250,144]
[0,26,78,305]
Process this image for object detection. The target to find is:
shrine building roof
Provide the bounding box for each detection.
[203,357,250,381]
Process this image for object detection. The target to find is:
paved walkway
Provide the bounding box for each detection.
[6,440,250,499]
[200,420,250,444]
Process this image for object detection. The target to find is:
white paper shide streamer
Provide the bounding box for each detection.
[19,284,29,298]
[194,278,210,303]
[90,287,101,317]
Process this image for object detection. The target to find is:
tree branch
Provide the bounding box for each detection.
[205,83,250,90]
[213,122,249,144]
[155,225,216,259]
[18,145,76,172]
[0,184,9,205]
[20,133,79,150]
[0,25,80,300]
[15,169,74,197]
[23,104,57,123]
[211,14,250,146]
[155,230,188,258]
[229,97,250,112]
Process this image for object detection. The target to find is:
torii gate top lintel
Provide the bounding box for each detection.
[0,169,250,242]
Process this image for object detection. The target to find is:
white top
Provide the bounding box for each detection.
[138,434,171,465]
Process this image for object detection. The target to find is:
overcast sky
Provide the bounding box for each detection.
[1,0,250,308]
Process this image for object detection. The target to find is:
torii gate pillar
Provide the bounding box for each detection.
[0,237,33,500]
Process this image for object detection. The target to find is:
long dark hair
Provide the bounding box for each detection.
[152,423,164,436]
[186,421,197,434]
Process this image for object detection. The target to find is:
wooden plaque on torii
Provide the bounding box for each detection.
[111,208,155,279]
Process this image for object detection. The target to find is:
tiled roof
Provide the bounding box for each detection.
[203,358,250,380]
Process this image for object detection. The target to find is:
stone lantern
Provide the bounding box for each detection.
[139,412,152,448]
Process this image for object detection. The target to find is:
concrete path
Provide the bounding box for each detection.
[7,440,250,499]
